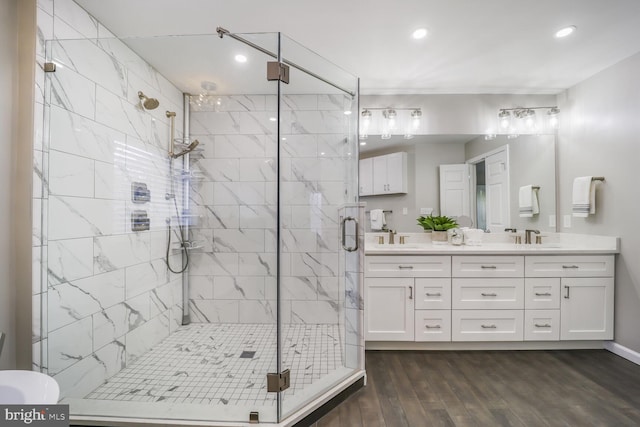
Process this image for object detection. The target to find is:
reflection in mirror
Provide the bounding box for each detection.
[464,134,556,233]
[359,134,556,233]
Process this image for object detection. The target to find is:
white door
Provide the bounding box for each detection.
[365,278,415,341]
[359,158,373,196]
[372,155,388,194]
[439,164,470,217]
[485,149,509,232]
[560,278,614,340]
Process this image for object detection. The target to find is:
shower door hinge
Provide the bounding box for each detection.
[43,62,56,72]
[267,61,290,84]
[266,369,290,392]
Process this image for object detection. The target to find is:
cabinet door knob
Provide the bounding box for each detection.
[481,324,497,329]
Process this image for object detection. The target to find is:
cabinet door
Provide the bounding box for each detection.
[560,278,614,340]
[359,158,373,196]
[365,278,414,341]
[385,152,407,193]
[372,155,388,194]
[439,164,470,218]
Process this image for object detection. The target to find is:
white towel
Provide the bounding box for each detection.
[370,209,386,231]
[572,176,596,217]
[519,185,540,217]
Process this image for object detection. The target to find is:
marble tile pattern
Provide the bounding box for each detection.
[188,94,357,326]
[85,323,342,406]
[34,0,185,395]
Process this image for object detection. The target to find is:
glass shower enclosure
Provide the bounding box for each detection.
[36,28,363,425]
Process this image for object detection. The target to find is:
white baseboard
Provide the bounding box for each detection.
[604,341,640,366]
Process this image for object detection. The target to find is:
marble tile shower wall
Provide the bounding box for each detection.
[34,0,186,399]
[188,94,354,325]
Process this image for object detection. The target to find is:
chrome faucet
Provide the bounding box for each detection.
[388,230,396,244]
[525,229,540,244]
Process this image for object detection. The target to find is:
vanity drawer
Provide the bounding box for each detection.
[365,255,451,277]
[415,278,451,310]
[452,256,524,277]
[525,255,614,277]
[452,278,524,310]
[524,310,560,341]
[415,310,451,342]
[452,310,523,341]
[525,278,560,309]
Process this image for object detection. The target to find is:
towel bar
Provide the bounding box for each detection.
[365,210,392,214]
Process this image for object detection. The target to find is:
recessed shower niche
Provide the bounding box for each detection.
[37,22,364,425]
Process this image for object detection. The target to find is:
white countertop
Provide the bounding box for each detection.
[364,232,620,255]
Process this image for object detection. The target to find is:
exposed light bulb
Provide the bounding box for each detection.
[549,116,559,128]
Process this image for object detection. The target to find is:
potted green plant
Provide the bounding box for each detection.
[417,214,459,244]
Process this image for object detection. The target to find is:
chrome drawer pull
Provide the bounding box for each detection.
[398,265,414,269]
[535,292,552,296]
[426,292,442,297]
[562,265,579,269]
[425,325,441,329]
[535,323,552,328]
[481,324,497,329]
[481,265,497,269]
[481,292,497,297]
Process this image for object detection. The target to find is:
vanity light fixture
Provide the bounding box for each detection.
[496,106,560,134]
[555,25,576,38]
[360,107,422,139]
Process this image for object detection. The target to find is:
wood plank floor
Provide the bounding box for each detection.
[310,350,640,427]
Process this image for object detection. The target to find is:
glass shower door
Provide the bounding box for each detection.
[277,34,363,421]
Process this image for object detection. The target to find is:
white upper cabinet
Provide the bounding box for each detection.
[359,157,373,196]
[360,152,407,196]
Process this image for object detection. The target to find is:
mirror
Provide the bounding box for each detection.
[359,134,556,233]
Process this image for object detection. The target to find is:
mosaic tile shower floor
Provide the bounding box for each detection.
[86,323,343,407]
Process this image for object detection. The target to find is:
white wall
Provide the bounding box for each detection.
[557,51,640,353]
[0,0,18,370]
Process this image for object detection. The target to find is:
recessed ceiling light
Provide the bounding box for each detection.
[555,25,576,38]
[235,54,247,63]
[412,28,428,40]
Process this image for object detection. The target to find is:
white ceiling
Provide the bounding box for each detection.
[74,0,640,95]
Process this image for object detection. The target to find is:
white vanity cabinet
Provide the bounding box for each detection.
[365,251,615,347]
[452,256,525,341]
[365,256,451,341]
[525,255,615,340]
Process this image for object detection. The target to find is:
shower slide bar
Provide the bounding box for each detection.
[217,27,357,97]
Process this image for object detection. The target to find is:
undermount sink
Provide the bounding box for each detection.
[0,370,60,404]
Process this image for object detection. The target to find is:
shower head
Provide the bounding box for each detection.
[138,91,160,110]
[171,139,200,159]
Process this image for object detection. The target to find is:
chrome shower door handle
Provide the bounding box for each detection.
[341,216,359,252]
